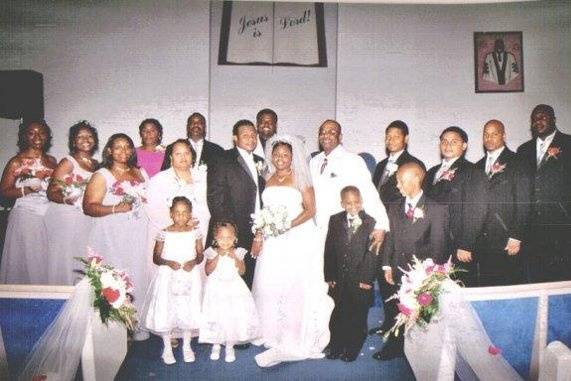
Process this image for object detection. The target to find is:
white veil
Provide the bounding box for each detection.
[264,134,312,190]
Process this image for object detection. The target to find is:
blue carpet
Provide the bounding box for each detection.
[548,294,571,348]
[0,298,66,379]
[115,307,415,381]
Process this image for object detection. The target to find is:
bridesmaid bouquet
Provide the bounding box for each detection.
[54,174,88,203]
[14,159,53,192]
[251,205,291,238]
[385,256,458,338]
[76,248,137,331]
[110,180,147,218]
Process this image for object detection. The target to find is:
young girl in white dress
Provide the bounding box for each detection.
[199,222,260,363]
[142,196,204,365]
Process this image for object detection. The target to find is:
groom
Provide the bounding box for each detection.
[207,119,265,289]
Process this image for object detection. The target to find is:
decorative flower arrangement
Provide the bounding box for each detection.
[76,248,137,331]
[251,205,291,238]
[489,162,506,177]
[546,146,561,161]
[54,174,89,203]
[14,159,53,191]
[385,256,459,338]
[349,214,362,234]
[439,168,457,182]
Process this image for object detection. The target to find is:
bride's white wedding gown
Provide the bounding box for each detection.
[252,186,334,367]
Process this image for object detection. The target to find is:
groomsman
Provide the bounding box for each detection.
[378,162,449,360]
[517,104,571,282]
[310,120,389,247]
[253,108,278,157]
[370,120,425,335]
[474,120,529,286]
[207,120,265,288]
[423,126,488,286]
[186,112,224,167]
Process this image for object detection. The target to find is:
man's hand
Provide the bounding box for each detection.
[327,281,336,289]
[505,238,521,256]
[359,282,372,290]
[384,268,394,285]
[456,249,473,262]
[369,229,385,255]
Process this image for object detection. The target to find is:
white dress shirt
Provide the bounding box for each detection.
[237,146,261,213]
[190,138,204,167]
[485,146,505,174]
[404,190,424,214]
[310,145,389,231]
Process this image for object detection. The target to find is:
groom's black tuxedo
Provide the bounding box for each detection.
[207,147,265,288]
[517,129,571,282]
[324,210,376,357]
[474,147,529,286]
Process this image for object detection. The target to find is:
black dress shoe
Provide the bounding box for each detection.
[372,345,404,361]
[340,352,358,362]
[234,343,251,350]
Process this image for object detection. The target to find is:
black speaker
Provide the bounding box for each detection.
[0,70,44,123]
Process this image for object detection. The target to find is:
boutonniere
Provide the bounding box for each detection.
[349,214,362,233]
[412,207,425,223]
[386,161,399,175]
[197,163,208,173]
[546,146,562,160]
[439,168,457,182]
[255,160,265,176]
[489,162,506,177]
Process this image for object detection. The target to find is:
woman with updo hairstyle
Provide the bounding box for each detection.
[136,118,165,178]
[0,120,57,284]
[44,121,99,285]
[83,133,151,340]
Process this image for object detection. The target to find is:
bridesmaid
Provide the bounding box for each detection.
[135,118,165,178]
[44,121,99,285]
[83,133,150,341]
[0,120,57,284]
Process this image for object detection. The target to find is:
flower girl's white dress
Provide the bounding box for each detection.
[199,247,260,344]
[142,230,203,336]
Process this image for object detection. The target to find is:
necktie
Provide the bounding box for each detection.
[537,141,545,167]
[486,155,494,177]
[320,157,328,175]
[406,203,414,220]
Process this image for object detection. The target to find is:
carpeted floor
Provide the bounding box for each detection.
[116,307,415,381]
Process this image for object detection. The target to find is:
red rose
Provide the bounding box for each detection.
[64,176,74,185]
[397,303,413,316]
[114,187,125,196]
[101,287,120,304]
[488,344,502,356]
[417,293,433,306]
[76,174,84,182]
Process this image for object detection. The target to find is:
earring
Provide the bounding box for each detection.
[212,239,218,247]
[234,238,238,246]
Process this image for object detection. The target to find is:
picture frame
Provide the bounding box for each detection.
[474,31,524,93]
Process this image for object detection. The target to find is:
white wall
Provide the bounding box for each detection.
[208,1,338,150]
[336,0,571,167]
[0,0,210,164]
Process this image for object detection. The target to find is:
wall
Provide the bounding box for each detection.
[0,0,210,164]
[336,0,571,166]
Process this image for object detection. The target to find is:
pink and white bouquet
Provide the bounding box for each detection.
[110,179,147,217]
[14,159,53,192]
[251,205,291,238]
[385,256,459,338]
[76,248,137,331]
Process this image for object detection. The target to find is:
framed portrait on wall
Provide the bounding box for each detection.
[474,31,524,93]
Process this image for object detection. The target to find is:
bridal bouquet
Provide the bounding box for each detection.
[76,248,137,331]
[251,205,291,238]
[54,173,89,203]
[385,256,459,338]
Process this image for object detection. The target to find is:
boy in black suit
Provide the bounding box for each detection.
[324,186,377,362]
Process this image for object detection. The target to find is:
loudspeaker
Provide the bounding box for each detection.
[0,70,44,123]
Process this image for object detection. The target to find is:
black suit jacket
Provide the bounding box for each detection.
[517,130,571,227]
[381,195,449,276]
[324,210,377,298]
[207,147,265,248]
[372,151,425,207]
[475,147,530,251]
[194,139,224,168]
[423,157,488,253]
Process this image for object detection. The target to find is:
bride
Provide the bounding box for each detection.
[251,135,334,367]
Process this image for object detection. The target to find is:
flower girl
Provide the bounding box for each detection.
[199,222,260,362]
[142,196,204,365]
